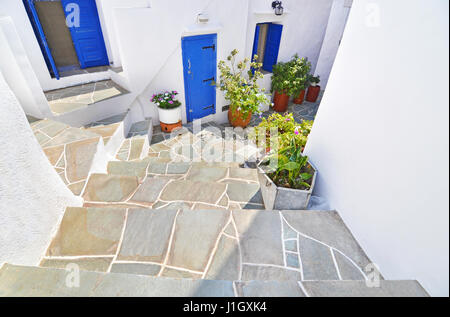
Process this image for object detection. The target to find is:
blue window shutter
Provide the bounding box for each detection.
[251,24,261,62]
[22,0,60,79]
[263,23,283,72]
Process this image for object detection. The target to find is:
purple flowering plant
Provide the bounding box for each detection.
[151,91,181,109]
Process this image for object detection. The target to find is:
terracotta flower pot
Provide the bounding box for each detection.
[293,90,306,105]
[306,85,321,103]
[273,91,290,112]
[228,108,252,128]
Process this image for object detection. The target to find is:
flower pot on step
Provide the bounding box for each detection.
[228,108,252,128]
[306,85,321,103]
[257,160,317,210]
[158,106,182,133]
[273,91,290,112]
[293,90,306,105]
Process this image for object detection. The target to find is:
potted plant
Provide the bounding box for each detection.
[306,75,321,103]
[257,135,317,210]
[216,49,269,128]
[251,112,313,153]
[291,56,312,105]
[151,91,182,133]
[271,61,293,112]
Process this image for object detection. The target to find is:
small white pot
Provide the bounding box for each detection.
[158,106,181,124]
[310,82,317,87]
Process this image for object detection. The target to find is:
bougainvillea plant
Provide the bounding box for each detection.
[151,91,181,109]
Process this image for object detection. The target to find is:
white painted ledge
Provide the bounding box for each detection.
[182,22,224,36]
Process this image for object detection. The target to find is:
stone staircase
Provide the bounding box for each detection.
[4,119,428,297]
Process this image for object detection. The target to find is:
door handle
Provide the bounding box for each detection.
[202,77,215,83]
[203,104,215,110]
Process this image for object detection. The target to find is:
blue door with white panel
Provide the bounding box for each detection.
[61,0,109,68]
[182,34,217,122]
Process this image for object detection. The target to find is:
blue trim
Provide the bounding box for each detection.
[22,0,60,79]
[182,34,217,122]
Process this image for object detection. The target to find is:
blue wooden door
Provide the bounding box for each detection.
[61,0,109,68]
[182,34,217,122]
[263,24,283,72]
[22,0,60,79]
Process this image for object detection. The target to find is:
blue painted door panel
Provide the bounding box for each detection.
[23,0,60,79]
[182,34,217,122]
[61,0,109,68]
[263,23,283,72]
[252,24,261,61]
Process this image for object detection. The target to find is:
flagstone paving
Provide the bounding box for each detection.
[30,115,125,195]
[45,80,129,115]
[41,208,372,283]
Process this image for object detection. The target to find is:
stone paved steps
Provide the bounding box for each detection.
[30,118,124,195]
[115,119,152,162]
[0,264,428,297]
[41,208,374,283]
[83,160,263,209]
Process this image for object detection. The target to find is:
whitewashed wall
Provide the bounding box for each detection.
[315,0,352,88]
[305,0,449,296]
[0,71,82,267]
[0,17,51,118]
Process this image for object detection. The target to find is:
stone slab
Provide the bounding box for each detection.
[46,207,126,256]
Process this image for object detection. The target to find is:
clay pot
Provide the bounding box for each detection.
[228,108,252,128]
[160,120,182,133]
[273,91,290,112]
[306,85,321,103]
[293,90,306,105]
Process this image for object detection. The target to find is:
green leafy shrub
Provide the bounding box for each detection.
[262,140,314,190]
[271,55,311,97]
[216,49,269,121]
[308,75,320,86]
[252,112,313,150]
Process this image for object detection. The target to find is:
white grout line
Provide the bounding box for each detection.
[43,255,115,260]
[201,214,233,279]
[297,281,310,297]
[113,260,204,275]
[330,248,343,280]
[296,233,305,281]
[241,262,302,273]
[232,281,239,297]
[222,232,238,240]
[107,208,129,273]
[157,209,181,277]
[280,213,368,281]
[230,211,243,281]
[279,212,287,267]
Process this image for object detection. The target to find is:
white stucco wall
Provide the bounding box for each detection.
[0,71,82,266]
[315,0,352,88]
[305,0,449,296]
[0,16,52,118]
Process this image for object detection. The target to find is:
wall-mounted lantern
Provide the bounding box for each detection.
[272,1,284,16]
[197,13,209,24]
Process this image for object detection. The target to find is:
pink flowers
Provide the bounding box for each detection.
[168,101,174,104]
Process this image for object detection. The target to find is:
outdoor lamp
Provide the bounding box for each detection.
[272,1,284,15]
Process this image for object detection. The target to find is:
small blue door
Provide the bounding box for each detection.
[61,0,109,68]
[182,34,217,122]
[22,0,60,79]
[263,24,283,72]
